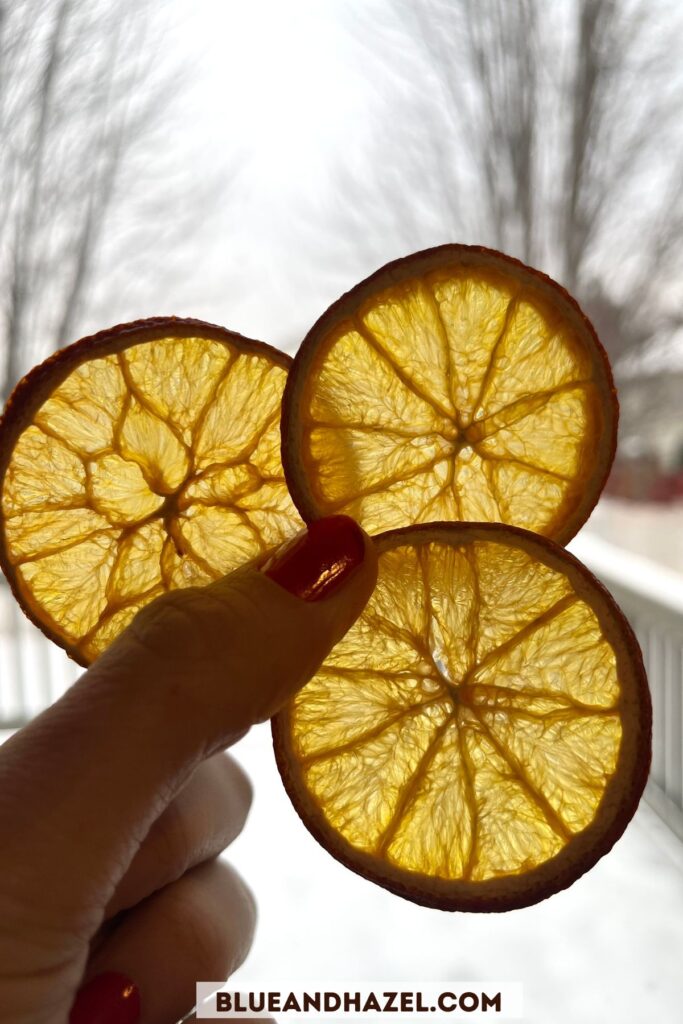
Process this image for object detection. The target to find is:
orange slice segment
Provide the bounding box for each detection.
[282,245,617,543]
[0,318,301,665]
[273,523,650,911]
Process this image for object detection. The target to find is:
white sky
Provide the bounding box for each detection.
[86,0,683,372]
[147,0,389,352]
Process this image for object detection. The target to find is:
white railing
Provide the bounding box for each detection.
[570,533,683,842]
[1,534,682,840]
[0,581,79,728]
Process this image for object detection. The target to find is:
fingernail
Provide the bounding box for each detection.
[262,515,365,601]
[69,971,140,1024]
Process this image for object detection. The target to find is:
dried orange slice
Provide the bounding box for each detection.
[282,245,617,543]
[273,523,650,911]
[0,317,301,665]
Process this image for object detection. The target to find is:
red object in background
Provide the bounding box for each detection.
[603,457,683,504]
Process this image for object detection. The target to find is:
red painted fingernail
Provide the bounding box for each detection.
[263,515,365,601]
[69,971,140,1024]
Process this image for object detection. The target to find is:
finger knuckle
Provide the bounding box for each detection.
[219,754,253,820]
[127,588,207,661]
[147,798,195,883]
[165,864,255,977]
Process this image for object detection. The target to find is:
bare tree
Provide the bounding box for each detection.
[335,0,683,370]
[0,0,211,400]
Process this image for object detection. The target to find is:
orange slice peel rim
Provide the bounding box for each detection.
[281,243,618,544]
[0,316,296,666]
[272,521,651,912]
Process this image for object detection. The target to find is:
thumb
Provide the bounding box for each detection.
[101,513,377,744]
[0,516,376,929]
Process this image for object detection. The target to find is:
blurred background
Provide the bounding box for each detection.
[0,1,682,1021]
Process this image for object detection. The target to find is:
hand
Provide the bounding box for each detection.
[0,516,377,1024]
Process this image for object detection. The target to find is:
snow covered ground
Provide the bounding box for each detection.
[227,723,683,1024]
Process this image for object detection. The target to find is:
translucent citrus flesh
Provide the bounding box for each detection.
[289,263,612,540]
[280,529,637,888]
[1,332,301,662]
